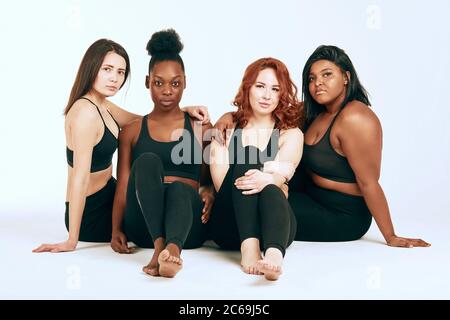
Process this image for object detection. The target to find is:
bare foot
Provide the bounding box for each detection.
[240,238,263,275]
[143,238,164,277]
[158,244,182,278]
[257,248,283,281]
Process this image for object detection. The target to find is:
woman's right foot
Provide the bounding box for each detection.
[142,238,165,277]
[256,248,283,281]
[240,238,263,275]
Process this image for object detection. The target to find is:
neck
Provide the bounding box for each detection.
[325,88,346,115]
[247,113,275,129]
[150,105,183,119]
[85,90,106,108]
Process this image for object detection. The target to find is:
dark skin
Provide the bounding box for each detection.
[215,59,430,249]
[111,60,214,277]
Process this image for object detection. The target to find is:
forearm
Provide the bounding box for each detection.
[360,182,395,241]
[263,161,295,181]
[112,187,127,233]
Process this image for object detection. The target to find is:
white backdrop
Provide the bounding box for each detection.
[0,0,449,229]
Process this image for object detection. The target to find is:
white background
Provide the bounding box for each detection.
[0,0,449,229]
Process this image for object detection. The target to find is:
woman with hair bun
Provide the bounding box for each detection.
[111,29,215,278]
[32,38,210,254]
[209,57,303,281]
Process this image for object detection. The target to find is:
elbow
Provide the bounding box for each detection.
[357,178,380,193]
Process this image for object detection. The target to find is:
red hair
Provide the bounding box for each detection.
[232,57,304,130]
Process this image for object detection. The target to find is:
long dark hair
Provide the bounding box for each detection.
[64,39,130,115]
[302,45,370,126]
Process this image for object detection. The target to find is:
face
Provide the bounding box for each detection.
[92,51,126,97]
[249,68,280,116]
[146,60,185,110]
[308,60,349,106]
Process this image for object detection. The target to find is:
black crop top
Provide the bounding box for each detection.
[131,112,202,182]
[228,125,279,166]
[66,97,119,172]
[302,110,357,183]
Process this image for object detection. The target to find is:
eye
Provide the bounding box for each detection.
[118,70,125,76]
[154,80,162,87]
[172,81,180,87]
[255,84,264,89]
[272,87,280,92]
[323,72,332,77]
[308,76,314,82]
[102,67,112,72]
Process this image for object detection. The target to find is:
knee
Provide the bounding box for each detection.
[132,153,163,174]
[166,181,190,196]
[260,184,282,198]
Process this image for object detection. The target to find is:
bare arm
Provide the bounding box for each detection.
[197,121,215,223]
[341,103,430,248]
[182,105,211,124]
[235,128,304,197]
[105,99,141,128]
[210,127,234,192]
[33,102,99,253]
[213,112,235,145]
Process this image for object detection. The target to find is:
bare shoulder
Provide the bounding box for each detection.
[68,99,100,126]
[340,101,381,130]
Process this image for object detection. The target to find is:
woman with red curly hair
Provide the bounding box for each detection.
[209,58,303,281]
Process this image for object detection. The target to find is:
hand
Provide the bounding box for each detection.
[111,230,134,254]
[200,186,215,224]
[33,239,77,253]
[212,120,234,146]
[234,169,274,195]
[280,183,289,199]
[386,235,431,248]
[183,105,210,124]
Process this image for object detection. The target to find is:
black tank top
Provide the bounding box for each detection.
[228,125,280,166]
[302,110,356,183]
[131,112,202,182]
[66,97,119,172]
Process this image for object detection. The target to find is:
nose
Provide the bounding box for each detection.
[163,83,173,96]
[110,71,118,83]
[314,76,323,87]
[263,87,271,100]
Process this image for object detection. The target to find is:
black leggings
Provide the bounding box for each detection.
[65,177,116,242]
[123,153,206,250]
[289,178,372,242]
[209,163,296,256]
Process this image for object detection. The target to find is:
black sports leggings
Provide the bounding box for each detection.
[123,153,207,250]
[288,177,372,242]
[209,163,296,256]
[65,177,115,242]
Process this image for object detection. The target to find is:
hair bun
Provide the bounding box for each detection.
[146,29,183,56]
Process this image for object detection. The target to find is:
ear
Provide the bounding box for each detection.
[145,75,150,89]
[184,75,187,89]
[344,71,351,85]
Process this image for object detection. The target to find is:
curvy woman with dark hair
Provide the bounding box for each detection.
[209,57,303,281]
[288,45,429,247]
[215,45,430,249]
[111,29,214,278]
[33,39,209,254]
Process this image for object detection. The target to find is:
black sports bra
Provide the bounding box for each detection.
[302,110,357,183]
[66,97,119,172]
[131,112,202,182]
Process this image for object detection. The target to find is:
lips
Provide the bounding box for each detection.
[259,102,271,108]
[160,100,174,106]
[106,86,117,91]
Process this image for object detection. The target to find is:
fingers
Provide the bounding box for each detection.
[409,238,431,247]
[33,244,54,253]
[244,169,258,176]
[201,212,210,224]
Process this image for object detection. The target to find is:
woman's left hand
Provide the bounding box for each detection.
[183,105,210,124]
[234,169,274,195]
[200,186,215,224]
[386,235,431,248]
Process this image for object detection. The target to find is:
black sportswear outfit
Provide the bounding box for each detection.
[209,126,297,256]
[123,113,206,249]
[289,110,372,241]
[65,97,119,242]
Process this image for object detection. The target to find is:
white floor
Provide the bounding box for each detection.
[1,211,449,300]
